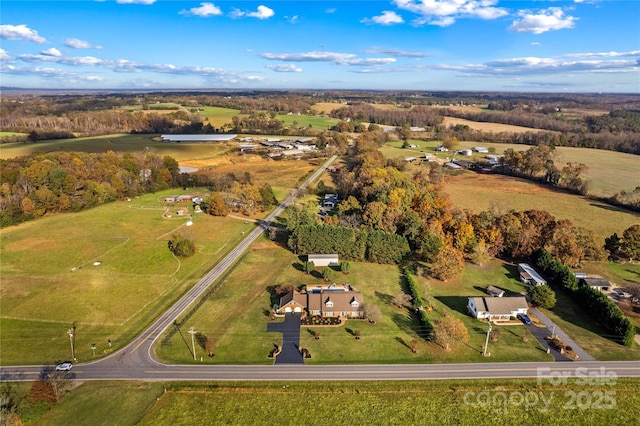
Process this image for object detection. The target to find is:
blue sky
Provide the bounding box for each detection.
[1,0,638,92]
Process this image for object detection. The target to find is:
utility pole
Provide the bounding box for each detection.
[483,321,492,357]
[188,327,197,360]
[67,328,75,361]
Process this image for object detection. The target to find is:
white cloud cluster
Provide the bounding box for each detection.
[0,24,47,43]
[10,49,264,84]
[509,8,577,34]
[392,0,507,27]
[41,48,62,57]
[434,50,639,76]
[65,38,101,49]
[361,11,404,25]
[231,5,275,19]
[261,51,397,66]
[266,64,303,73]
[179,2,222,17]
[0,48,11,61]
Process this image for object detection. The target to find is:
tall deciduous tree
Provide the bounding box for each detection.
[433,315,469,351]
[203,192,229,216]
[430,246,465,281]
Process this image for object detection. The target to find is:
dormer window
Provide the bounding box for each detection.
[325,299,333,307]
[351,299,359,307]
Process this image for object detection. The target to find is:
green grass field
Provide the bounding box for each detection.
[276,113,339,131]
[0,188,256,365]
[382,141,640,197]
[0,134,234,162]
[155,242,552,365]
[23,379,640,426]
[442,173,639,243]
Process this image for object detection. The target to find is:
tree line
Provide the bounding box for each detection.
[0,151,185,226]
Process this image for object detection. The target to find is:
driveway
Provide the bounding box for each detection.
[267,313,303,364]
[528,307,595,361]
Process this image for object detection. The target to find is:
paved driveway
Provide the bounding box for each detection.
[528,307,595,361]
[267,313,303,364]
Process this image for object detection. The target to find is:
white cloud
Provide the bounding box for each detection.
[561,50,640,58]
[260,51,396,66]
[288,15,299,23]
[233,5,274,19]
[326,8,336,14]
[116,0,156,4]
[509,8,577,34]
[266,64,303,72]
[433,55,638,77]
[0,48,11,61]
[65,38,101,49]
[393,0,507,26]
[179,2,222,17]
[362,11,404,25]
[41,48,62,57]
[82,75,105,81]
[0,24,47,43]
[248,5,275,19]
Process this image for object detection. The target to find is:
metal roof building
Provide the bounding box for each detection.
[161,134,237,142]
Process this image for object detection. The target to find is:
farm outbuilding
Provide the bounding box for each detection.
[518,263,547,286]
[161,134,237,142]
[307,254,339,267]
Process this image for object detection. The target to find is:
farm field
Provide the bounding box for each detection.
[156,240,553,365]
[442,173,639,243]
[12,379,640,425]
[196,106,241,128]
[0,133,234,162]
[0,189,261,365]
[276,113,339,130]
[383,141,640,197]
[443,116,550,133]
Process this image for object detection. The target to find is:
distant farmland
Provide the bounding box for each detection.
[443,116,549,133]
[443,173,639,242]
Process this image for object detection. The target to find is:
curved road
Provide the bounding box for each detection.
[2,154,640,383]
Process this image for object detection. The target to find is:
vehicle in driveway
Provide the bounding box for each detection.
[55,361,73,371]
[517,314,532,325]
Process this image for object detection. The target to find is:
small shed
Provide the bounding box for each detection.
[486,286,505,297]
[307,254,339,267]
[579,277,611,292]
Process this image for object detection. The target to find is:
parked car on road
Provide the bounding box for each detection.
[55,361,73,371]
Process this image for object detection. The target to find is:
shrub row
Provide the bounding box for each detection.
[402,267,433,340]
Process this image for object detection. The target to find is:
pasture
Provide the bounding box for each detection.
[443,173,639,243]
[0,189,257,365]
[0,134,234,162]
[382,140,640,197]
[156,241,551,365]
[14,379,640,425]
[443,116,549,133]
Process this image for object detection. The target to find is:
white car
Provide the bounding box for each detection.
[55,362,73,371]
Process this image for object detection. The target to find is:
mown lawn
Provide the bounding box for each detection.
[156,244,551,365]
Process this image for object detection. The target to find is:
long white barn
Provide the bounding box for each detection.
[161,134,237,142]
